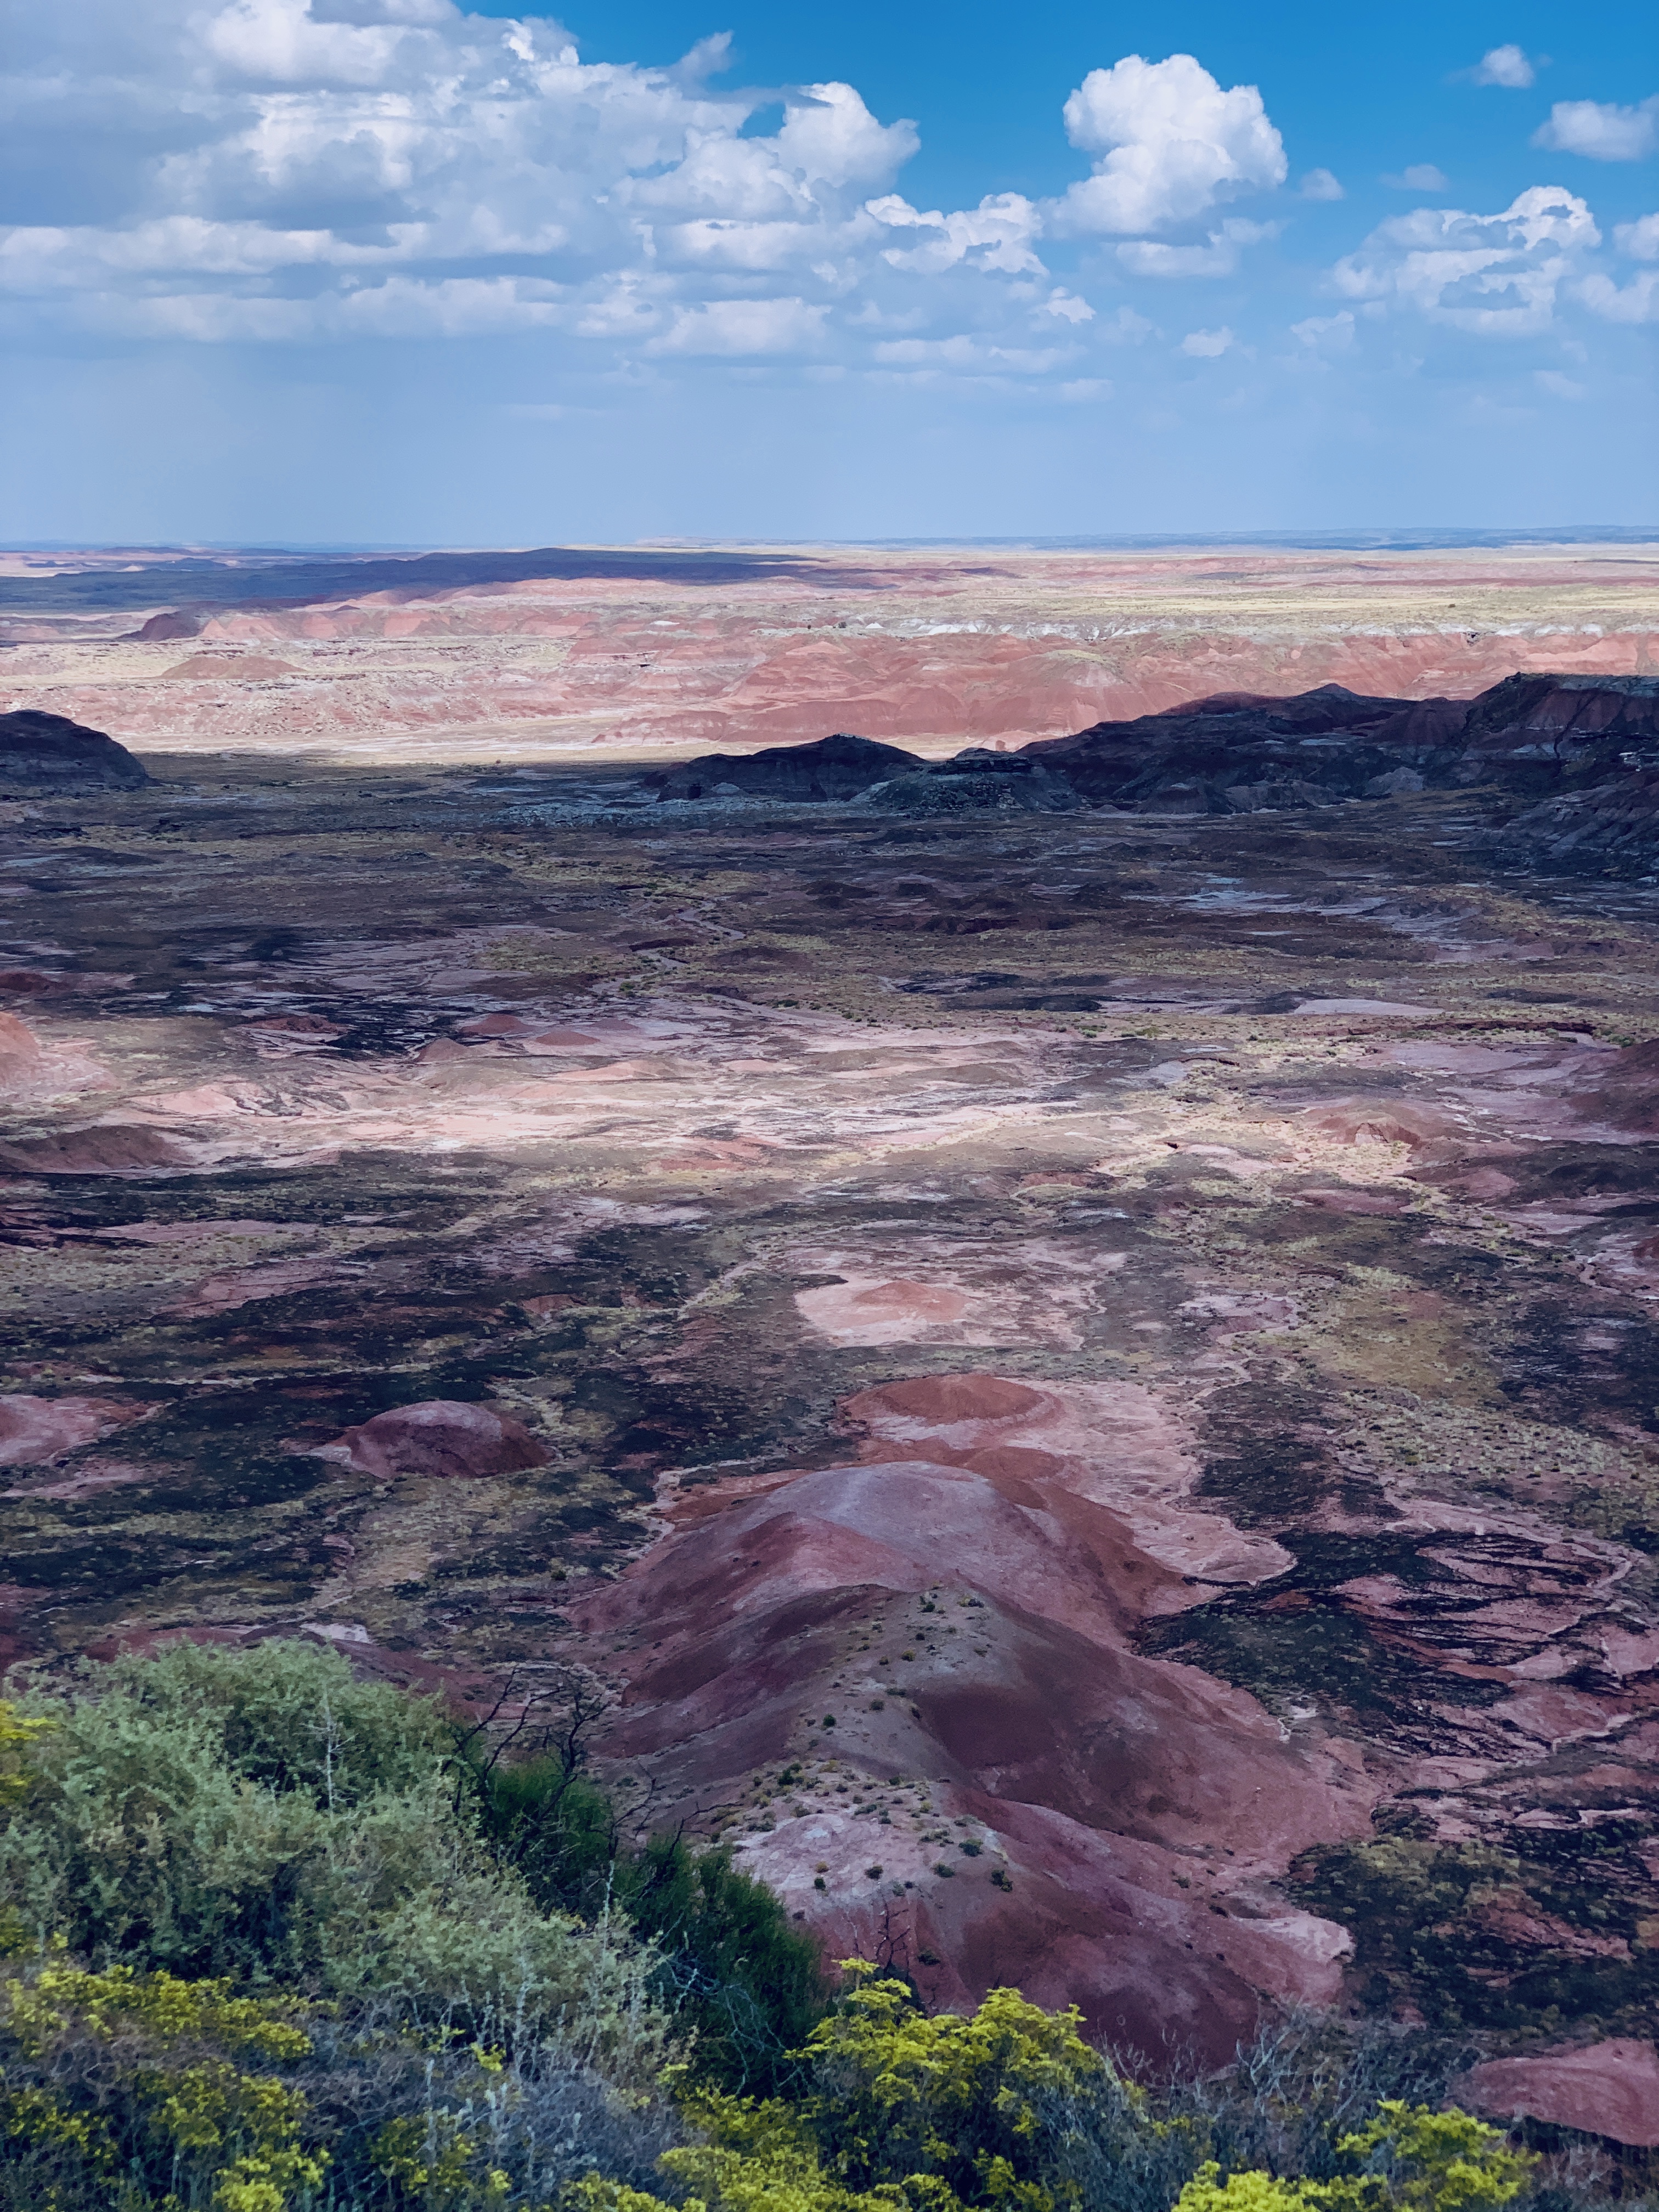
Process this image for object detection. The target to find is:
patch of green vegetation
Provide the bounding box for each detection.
[1290,1833,1659,2038]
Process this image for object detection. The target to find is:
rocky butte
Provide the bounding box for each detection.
[1,540,1658,2152]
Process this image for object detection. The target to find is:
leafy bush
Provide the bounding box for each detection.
[0,1953,683,2212]
[0,1955,323,2212]
[799,1964,1104,2207]
[1172,2103,1535,2212]
[0,1647,666,2080]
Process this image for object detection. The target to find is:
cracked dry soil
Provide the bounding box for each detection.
[2,757,1657,2070]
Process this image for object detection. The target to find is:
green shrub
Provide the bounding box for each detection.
[0,1645,666,2082]
[471,1754,828,2094]
[0,1955,323,2212]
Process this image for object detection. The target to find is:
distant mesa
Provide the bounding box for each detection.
[161,652,295,680]
[0,708,149,793]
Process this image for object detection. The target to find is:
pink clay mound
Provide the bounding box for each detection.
[314,1400,553,1481]
[1461,2039,1659,2147]
[573,1373,1366,2062]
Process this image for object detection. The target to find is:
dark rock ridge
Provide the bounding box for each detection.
[852,749,1082,816]
[654,735,1082,814]
[652,732,919,801]
[1492,762,1659,877]
[1022,673,1659,816]
[0,709,150,793]
[652,676,1659,835]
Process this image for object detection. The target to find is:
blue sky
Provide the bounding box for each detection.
[2,0,1655,541]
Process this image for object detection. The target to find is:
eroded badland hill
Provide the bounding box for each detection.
[3,541,1659,2138]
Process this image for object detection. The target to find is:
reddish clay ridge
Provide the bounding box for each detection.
[573,1370,1365,2066]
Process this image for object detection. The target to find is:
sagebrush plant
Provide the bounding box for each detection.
[0,1647,666,2082]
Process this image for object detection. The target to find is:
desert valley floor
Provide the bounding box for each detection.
[3,541,1659,2120]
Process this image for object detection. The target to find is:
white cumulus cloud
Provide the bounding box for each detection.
[1299,168,1344,200]
[1332,185,1599,335]
[0,0,987,359]
[1118,218,1276,278]
[1052,53,1285,235]
[1041,287,1094,321]
[1615,212,1659,258]
[1534,97,1659,161]
[1473,46,1537,89]
[1579,269,1659,321]
[866,192,1043,274]
[647,297,827,354]
[1180,325,1233,356]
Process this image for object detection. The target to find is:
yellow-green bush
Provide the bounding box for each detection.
[1171,2104,1534,2212]
[1,1956,324,2211]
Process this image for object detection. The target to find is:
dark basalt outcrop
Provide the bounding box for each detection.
[855,750,1082,816]
[652,677,1659,833]
[1022,673,1659,820]
[0,709,149,793]
[652,731,920,801]
[1492,769,1659,878]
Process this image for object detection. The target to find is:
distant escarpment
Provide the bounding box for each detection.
[0,708,150,793]
[651,674,1659,869]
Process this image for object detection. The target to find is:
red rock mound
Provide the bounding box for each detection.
[572,1374,1369,2063]
[0,1395,149,1466]
[1460,2036,1659,2148]
[315,1400,552,1480]
[0,1125,188,1174]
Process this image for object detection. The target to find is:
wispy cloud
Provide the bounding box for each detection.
[1381,165,1449,191]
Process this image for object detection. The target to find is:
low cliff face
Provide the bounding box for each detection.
[0,709,150,793]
